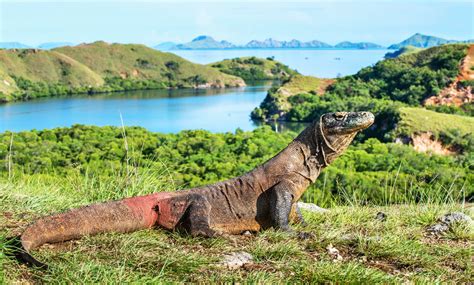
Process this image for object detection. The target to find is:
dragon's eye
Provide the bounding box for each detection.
[334,112,346,121]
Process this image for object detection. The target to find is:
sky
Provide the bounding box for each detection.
[0,0,472,46]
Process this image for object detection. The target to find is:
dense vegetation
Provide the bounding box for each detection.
[1,125,472,207]
[328,44,466,105]
[253,44,470,123]
[209,56,298,81]
[0,42,244,102]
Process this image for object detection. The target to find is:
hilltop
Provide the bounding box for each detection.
[55,42,243,86]
[388,33,473,49]
[37,42,74,50]
[0,49,104,101]
[384,45,423,59]
[209,56,298,81]
[0,42,245,102]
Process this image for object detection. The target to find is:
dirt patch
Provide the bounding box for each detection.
[119,71,128,79]
[410,132,456,156]
[316,79,335,95]
[424,44,474,107]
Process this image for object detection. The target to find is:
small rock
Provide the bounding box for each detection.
[326,244,343,261]
[219,251,253,269]
[297,202,329,213]
[297,231,315,240]
[375,212,387,222]
[427,212,473,235]
[439,212,472,225]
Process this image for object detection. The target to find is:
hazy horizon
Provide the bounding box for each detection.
[0,0,473,46]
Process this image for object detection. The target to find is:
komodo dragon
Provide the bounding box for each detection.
[14,111,374,267]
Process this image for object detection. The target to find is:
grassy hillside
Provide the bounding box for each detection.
[209,56,298,81]
[56,42,243,86]
[253,44,469,122]
[0,42,245,102]
[0,49,104,101]
[1,172,472,283]
[251,75,334,121]
[395,107,474,138]
[252,44,473,151]
[384,45,423,59]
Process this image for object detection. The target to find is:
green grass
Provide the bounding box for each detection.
[384,45,423,59]
[251,75,334,120]
[0,49,104,99]
[396,107,474,137]
[1,172,472,283]
[277,75,332,96]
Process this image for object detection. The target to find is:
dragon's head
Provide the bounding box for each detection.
[318,111,374,163]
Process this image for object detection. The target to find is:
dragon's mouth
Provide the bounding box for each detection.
[321,111,375,136]
[353,111,375,131]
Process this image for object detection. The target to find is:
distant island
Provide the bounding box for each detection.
[154,36,382,50]
[2,33,472,52]
[154,33,473,51]
[0,42,73,50]
[388,33,473,49]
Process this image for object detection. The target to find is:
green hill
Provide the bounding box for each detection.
[395,107,474,138]
[0,49,104,101]
[55,41,243,86]
[0,42,245,102]
[251,75,334,121]
[251,44,473,153]
[209,56,298,81]
[253,44,469,120]
[384,45,423,59]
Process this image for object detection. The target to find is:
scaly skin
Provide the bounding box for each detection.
[18,111,374,267]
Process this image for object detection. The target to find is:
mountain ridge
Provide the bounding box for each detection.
[154,33,472,50]
[155,36,382,50]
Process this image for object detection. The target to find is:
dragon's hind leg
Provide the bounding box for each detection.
[178,194,217,237]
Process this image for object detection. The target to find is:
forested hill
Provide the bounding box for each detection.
[209,56,298,81]
[252,44,473,155]
[0,41,245,102]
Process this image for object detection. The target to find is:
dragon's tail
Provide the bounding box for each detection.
[16,192,169,267]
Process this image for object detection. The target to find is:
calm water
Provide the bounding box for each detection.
[0,85,274,133]
[172,49,389,78]
[1,49,388,133]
